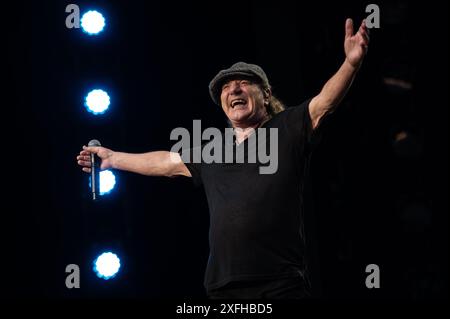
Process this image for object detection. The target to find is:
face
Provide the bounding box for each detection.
[220,77,270,128]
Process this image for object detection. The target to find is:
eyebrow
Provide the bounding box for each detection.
[222,78,254,88]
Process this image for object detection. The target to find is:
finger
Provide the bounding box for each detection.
[77,160,91,167]
[360,41,369,52]
[345,18,353,39]
[76,155,90,161]
[80,150,91,155]
[77,160,92,167]
[358,33,369,46]
[359,30,370,43]
[361,19,370,36]
[83,145,100,154]
[362,32,370,43]
[82,167,91,173]
[359,38,369,48]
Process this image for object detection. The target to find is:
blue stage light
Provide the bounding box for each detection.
[99,170,116,195]
[81,10,106,35]
[85,89,110,115]
[93,252,121,280]
[88,170,116,196]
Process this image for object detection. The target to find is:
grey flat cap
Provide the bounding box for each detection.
[208,62,270,106]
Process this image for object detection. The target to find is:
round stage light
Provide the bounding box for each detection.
[85,89,110,115]
[93,252,121,280]
[81,10,106,35]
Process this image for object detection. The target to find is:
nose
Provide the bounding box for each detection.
[229,81,242,94]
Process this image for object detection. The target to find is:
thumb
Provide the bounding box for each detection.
[345,18,353,39]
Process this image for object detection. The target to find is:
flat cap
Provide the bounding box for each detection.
[208,62,269,106]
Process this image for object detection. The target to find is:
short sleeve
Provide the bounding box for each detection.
[179,146,203,187]
[283,98,322,152]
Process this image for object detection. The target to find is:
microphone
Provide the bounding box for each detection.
[88,139,101,201]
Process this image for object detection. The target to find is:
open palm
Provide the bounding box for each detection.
[344,18,370,68]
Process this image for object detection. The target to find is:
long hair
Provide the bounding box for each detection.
[267,94,285,117]
[260,84,285,118]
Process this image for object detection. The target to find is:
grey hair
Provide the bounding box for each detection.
[260,84,285,117]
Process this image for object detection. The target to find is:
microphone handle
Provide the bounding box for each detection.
[91,153,98,200]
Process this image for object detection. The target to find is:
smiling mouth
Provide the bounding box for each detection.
[230,99,247,108]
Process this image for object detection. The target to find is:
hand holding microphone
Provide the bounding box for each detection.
[76,140,115,200]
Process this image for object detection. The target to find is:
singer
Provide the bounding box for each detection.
[76,18,369,299]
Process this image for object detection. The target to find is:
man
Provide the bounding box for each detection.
[77,18,369,298]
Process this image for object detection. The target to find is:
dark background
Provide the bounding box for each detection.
[5,0,448,301]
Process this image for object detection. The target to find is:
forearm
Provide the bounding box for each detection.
[318,59,359,109]
[309,59,360,128]
[111,151,186,177]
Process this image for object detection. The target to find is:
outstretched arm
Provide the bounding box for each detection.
[77,146,191,177]
[309,18,370,129]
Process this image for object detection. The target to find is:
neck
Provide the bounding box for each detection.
[232,114,270,144]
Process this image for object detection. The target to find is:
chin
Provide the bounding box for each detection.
[230,108,251,118]
[229,112,251,123]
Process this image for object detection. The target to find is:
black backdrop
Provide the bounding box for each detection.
[5,0,448,301]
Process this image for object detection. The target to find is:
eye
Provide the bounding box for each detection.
[222,83,230,90]
[240,80,250,86]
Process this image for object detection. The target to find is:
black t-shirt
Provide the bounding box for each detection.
[183,99,318,292]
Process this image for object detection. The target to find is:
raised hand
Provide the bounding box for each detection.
[344,18,370,68]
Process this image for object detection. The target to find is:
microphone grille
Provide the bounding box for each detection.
[88,139,102,147]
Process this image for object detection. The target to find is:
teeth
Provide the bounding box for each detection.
[231,99,246,107]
